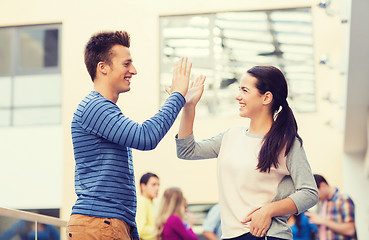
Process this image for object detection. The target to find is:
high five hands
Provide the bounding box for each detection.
[185,75,206,107]
[166,57,206,104]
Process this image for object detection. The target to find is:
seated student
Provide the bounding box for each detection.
[155,187,197,240]
[203,203,222,240]
[287,212,317,240]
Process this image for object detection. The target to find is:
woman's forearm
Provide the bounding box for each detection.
[265,197,298,217]
[178,105,196,139]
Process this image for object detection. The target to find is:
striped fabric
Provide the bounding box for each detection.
[71,91,185,238]
[325,188,356,240]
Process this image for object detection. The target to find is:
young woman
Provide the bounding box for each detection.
[155,187,198,240]
[175,66,318,240]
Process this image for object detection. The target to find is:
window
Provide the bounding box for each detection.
[159,8,315,117]
[0,24,61,127]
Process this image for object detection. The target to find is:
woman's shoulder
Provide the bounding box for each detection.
[166,215,183,224]
[287,137,304,154]
[224,126,247,135]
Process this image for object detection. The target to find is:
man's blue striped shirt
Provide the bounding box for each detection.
[71,91,185,238]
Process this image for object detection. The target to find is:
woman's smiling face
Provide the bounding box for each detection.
[235,73,265,119]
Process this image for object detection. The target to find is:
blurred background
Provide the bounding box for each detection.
[0,0,368,239]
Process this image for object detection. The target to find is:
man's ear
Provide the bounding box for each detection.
[320,182,328,189]
[97,61,109,75]
[263,91,273,105]
[140,183,146,193]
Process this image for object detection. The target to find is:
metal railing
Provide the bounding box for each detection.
[0,207,67,240]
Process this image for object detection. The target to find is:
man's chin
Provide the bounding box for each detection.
[120,88,131,93]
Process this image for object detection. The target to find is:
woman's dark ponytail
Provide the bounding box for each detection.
[247,66,302,173]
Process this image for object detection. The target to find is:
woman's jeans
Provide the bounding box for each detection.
[223,232,286,240]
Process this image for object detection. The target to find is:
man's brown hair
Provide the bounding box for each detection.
[84,31,130,81]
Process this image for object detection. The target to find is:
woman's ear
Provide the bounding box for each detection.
[263,91,273,105]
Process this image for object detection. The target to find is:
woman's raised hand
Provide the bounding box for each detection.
[185,75,206,107]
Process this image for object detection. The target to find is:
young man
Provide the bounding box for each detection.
[306,174,357,240]
[136,172,160,240]
[66,31,192,240]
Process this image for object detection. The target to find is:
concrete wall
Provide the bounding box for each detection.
[342,0,369,238]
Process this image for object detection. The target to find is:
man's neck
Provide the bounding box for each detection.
[142,194,153,202]
[94,84,119,103]
[327,186,336,200]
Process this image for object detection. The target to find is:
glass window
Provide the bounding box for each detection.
[13,107,61,126]
[0,77,12,107]
[13,74,61,107]
[18,27,59,72]
[0,24,61,127]
[0,110,11,127]
[159,8,315,116]
[0,28,13,75]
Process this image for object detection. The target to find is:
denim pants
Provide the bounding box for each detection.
[223,232,286,240]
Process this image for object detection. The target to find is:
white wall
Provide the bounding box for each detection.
[342,0,369,238]
[0,126,63,209]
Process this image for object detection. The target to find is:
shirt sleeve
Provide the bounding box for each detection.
[339,195,356,223]
[286,139,319,214]
[203,204,221,233]
[166,215,198,240]
[175,132,225,160]
[80,92,185,150]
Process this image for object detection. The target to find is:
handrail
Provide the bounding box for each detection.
[0,207,67,227]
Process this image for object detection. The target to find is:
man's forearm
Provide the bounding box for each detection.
[325,221,356,237]
[203,231,219,240]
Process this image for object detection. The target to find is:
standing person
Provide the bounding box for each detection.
[203,203,222,240]
[306,174,357,240]
[175,66,318,240]
[155,187,198,240]
[287,212,317,240]
[136,172,160,240]
[66,30,192,240]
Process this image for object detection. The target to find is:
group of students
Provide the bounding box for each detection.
[136,172,357,240]
[136,173,197,240]
[64,29,356,240]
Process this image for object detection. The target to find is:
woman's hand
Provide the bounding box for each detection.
[241,206,272,237]
[177,74,205,139]
[184,75,206,107]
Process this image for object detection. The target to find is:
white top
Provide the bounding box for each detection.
[175,126,318,240]
[217,127,289,238]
